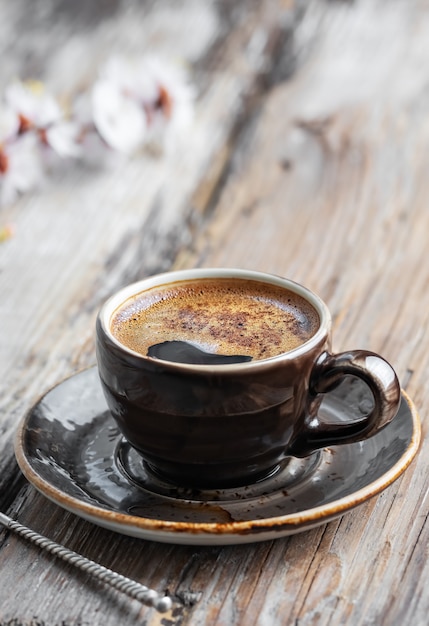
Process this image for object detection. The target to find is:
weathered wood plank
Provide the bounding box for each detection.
[0,0,298,483]
[1,0,429,625]
[174,1,429,624]
[0,1,304,624]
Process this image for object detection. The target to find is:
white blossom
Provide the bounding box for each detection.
[5,81,61,129]
[45,121,82,159]
[0,105,20,143]
[100,56,159,104]
[97,55,194,149]
[0,133,44,205]
[91,79,147,154]
[0,54,194,211]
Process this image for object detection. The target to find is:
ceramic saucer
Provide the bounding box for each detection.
[15,367,421,545]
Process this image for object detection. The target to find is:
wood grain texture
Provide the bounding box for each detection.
[1,0,428,624]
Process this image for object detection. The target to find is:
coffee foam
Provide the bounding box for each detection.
[110,278,320,361]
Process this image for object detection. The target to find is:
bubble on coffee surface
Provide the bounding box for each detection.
[111,278,320,362]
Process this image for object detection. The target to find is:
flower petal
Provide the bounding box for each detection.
[1,133,44,201]
[0,105,20,143]
[91,80,147,153]
[5,81,62,128]
[46,122,82,158]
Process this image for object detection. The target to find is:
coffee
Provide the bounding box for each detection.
[110,277,320,363]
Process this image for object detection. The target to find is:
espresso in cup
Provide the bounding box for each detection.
[96,268,401,488]
[110,278,320,364]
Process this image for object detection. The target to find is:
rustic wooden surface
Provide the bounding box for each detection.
[1,0,428,624]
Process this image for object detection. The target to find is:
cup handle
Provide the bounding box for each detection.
[288,350,401,456]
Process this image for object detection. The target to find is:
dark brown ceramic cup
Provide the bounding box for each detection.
[96,268,401,488]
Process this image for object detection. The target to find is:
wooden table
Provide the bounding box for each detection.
[0,1,427,624]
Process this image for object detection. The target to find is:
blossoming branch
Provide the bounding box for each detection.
[0,55,194,208]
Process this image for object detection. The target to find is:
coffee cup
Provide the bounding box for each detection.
[96,268,401,488]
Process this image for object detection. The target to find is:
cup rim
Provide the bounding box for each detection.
[97,268,331,371]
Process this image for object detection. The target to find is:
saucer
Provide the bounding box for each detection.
[15,367,421,545]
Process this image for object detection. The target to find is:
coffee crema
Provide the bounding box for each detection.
[110,278,320,363]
